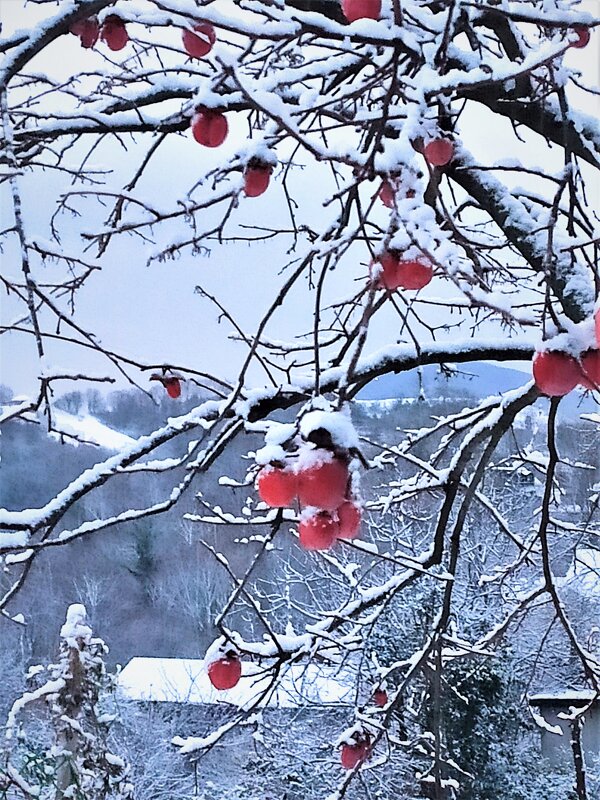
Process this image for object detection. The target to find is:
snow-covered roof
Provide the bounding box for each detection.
[528,691,599,706]
[117,657,356,710]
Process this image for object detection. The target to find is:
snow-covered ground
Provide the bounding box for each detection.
[118,657,356,710]
[1,403,136,451]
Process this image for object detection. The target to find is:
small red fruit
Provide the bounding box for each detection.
[297,458,348,510]
[257,466,298,508]
[341,0,381,22]
[341,737,371,769]
[570,26,590,48]
[371,252,432,292]
[396,259,433,290]
[595,308,600,346]
[373,688,388,707]
[70,17,99,49]
[299,512,339,551]
[244,166,271,198]
[423,138,454,167]
[337,501,362,539]
[579,350,600,390]
[207,656,242,690]
[100,15,128,51]
[532,351,581,396]
[378,180,395,208]
[191,110,228,148]
[371,251,401,291]
[163,377,181,399]
[182,23,216,58]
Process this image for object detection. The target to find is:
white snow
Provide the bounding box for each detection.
[49,411,137,450]
[529,708,564,736]
[299,408,359,450]
[560,549,600,598]
[118,657,356,709]
[60,604,92,646]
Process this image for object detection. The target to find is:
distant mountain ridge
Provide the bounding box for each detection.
[355,361,598,414]
[356,362,531,401]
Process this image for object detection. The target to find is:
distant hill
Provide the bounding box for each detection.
[356,361,598,416]
[356,361,531,401]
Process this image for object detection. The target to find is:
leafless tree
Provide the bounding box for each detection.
[1,1,599,797]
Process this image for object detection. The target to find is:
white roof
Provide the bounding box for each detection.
[529,691,598,704]
[118,657,356,710]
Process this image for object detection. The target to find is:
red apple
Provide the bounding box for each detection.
[337,501,362,539]
[70,17,99,49]
[191,110,228,147]
[297,458,348,510]
[257,465,298,507]
[244,166,271,198]
[207,655,242,690]
[373,688,388,707]
[341,0,381,23]
[423,138,454,167]
[341,737,371,769]
[378,180,395,208]
[163,377,181,399]
[182,23,216,58]
[298,512,339,551]
[532,350,581,396]
[100,15,128,51]
[371,251,401,291]
[579,350,600,390]
[570,26,590,48]
[395,259,433,290]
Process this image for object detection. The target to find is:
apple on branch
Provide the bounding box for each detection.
[191,109,228,147]
[569,26,590,48]
[423,137,454,167]
[149,372,184,398]
[243,157,274,198]
[340,734,372,769]
[372,688,388,707]
[579,350,600,390]
[378,179,395,208]
[298,510,339,551]
[296,456,349,510]
[69,17,99,49]
[371,251,433,292]
[341,0,381,23]
[100,15,129,51]
[182,22,216,58]
[336,500,362,539]
[532,350,581,396]
[207,653,242,690]
[256,464,298,507]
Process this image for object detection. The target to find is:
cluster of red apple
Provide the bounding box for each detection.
[532,308,600,397]
[257,453,362,550]
[70,14,128,51]
[190,110,274,196]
